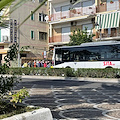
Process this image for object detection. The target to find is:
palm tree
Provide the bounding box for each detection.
[0,0,47,28]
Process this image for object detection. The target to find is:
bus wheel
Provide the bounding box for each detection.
[105,66,113,68]
[66,66,71,68]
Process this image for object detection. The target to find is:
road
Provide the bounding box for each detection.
[14,77,120,120]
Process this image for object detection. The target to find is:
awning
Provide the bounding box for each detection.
[95,12,119,29]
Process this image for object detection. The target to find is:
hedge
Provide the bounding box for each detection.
[1,67,120,78]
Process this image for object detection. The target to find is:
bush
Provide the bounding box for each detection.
[0,75,21,98]
[2,67,120,78]
[0,64,9,74]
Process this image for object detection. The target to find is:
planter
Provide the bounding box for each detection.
[100,2,104,5]
[2,108,53,120]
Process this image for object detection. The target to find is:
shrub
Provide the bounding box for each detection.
[4,67,120,78]
[0,76,21,98]
[10,87,29,105]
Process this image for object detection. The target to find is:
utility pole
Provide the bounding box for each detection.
[18,21,20,67]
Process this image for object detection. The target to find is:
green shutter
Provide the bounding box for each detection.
[31,11,34,20]
[95,12,119,29]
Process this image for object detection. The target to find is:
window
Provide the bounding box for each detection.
[0,46,4,49]
[31,31,34,39]
[39,32,47,40]
[31,11,34,20]
[20,54,27,58]
[39,13,42,21]
[39,13,47,22]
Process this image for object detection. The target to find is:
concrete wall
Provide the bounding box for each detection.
[2,108,53,120]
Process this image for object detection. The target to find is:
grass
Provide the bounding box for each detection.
[0,100,39,119]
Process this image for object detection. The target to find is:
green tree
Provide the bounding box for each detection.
[0,0,47,27]
[68,28,94,46]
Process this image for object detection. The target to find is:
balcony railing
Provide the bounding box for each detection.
[96,4,107,13]
[49,6,96,22]
[49,34,70,43]
[96,1,120,13]
[96,30,120,40]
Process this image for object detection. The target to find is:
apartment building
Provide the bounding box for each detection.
[10,0,49,64]
[0,8,10,65]
[48,0,120,49]
[0,0,49,65]
[1,0,120,65]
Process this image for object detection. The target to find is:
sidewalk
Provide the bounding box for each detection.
[21,75,120,83]
[1,74,120,83]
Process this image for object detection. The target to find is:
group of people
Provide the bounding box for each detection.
[22,60,53,68]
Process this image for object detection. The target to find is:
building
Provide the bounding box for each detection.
[0,8,10,65]
[0,0,49,66]
[48,0,120,49]
[1,0,120,65]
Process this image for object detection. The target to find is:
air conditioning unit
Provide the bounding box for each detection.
[2,36,8,42]
[71,21,77,26]
[70,0,77,4]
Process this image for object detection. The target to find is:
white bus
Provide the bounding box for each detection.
[52,41,120,69]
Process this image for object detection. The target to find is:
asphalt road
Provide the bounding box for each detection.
[14,77,120,120]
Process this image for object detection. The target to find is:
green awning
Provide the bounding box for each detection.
[95,12,119,29]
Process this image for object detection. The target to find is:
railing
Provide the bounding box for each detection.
[49,34,70,43]
[96,1,120,13]
[96,4,107,13]
[49,6,96,22]
[102,33,120,38]
[96,30,120,39]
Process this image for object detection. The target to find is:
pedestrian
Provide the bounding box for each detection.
[23,61,28,67]
[36,60,39,67]
[44,61,47,68]
[38,60,41,67]
[28,61,31,67]
[34,60,36,68]
[41,60,43,67]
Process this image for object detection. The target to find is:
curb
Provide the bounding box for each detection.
[21,75,120,83]
[1,108,53,120]
[0,74,120,83]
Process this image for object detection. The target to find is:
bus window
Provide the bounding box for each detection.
[62,50,70,62]
[82,47,100,61]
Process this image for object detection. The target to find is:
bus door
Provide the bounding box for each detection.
[55,48,63,65]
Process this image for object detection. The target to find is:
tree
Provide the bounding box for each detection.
[68,28,95,46]
[0,0,47,27]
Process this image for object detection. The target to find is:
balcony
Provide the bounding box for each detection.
[96,3,107,13]
[49,34,70,44]
[96,0,120,13]
[49,6,96,22]
[96,29,120,41]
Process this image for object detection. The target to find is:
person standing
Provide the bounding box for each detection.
[44,61,47,68]
[34,60,36,68]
